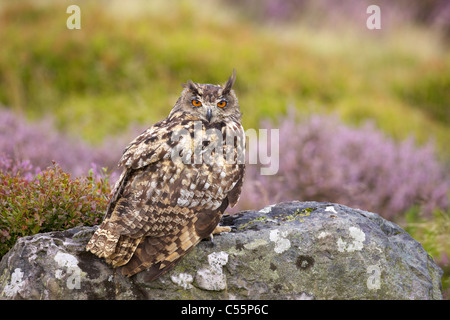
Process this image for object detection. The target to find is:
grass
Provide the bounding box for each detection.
[403,207,450,299]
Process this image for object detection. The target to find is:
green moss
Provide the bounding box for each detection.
[247,254,280,282]
[237,216,266,230]
[0,268,11,291]
[238,208,316,230]
[283,208,316,222]
[237,221,255,231]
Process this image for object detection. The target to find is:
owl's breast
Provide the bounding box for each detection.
[175,161,242,211]
[125,118,244,214]
[128,156,241,213]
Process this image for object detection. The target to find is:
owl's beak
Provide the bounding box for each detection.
[206,108,212,123]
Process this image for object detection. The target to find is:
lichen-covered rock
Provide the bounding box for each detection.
[0,201,443,299]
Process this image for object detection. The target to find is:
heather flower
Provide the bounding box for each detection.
[237,111,449,219]
[0,153,37,181]
[0,107,144,182]
[2,107,448,220]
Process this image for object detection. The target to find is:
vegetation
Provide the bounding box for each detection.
[240,112,449,219]
[0,160,111,257]
[0,0,448,298]
[0,0,449,156]
[404,207,450,299]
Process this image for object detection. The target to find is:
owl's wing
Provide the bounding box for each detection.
[119,111,202,170]
[225,122,246,208]
[227,163,245,207]
[86,119,179,258]
[97,118,175,224]
[119,119,172,170]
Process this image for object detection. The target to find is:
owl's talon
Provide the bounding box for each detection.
[201,234,216,248]
[212,225,232,235]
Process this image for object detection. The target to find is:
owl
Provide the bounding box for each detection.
[86,70,245,280]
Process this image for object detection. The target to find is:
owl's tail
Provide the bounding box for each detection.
[86,224,141,267]
[86,224,120,258]
[120,221,202,280]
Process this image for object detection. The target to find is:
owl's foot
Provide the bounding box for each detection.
[212,225,232,235]
[204,225,231,247]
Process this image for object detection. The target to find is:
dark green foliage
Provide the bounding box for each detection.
[0,163,111,257]
[401,71,450,125]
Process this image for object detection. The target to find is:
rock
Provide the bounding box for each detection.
[0,201,443,299]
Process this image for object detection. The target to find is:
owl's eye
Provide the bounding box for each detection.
[192,99,202,107]
[217,100,227,108]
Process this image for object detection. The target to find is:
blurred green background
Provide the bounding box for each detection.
[1,0,449,153]
[0,0,449,297]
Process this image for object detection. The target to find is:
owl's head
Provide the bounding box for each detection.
[171,70,240,124]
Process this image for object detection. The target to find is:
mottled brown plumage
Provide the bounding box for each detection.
[86,71,245,280]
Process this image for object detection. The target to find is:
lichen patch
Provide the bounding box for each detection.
[195,251,229,291]
[337,226,366,253]
[171,273,194,290]
[2,268,24,298]
[269,229,291,254]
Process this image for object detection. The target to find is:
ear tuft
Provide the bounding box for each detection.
[222,69,236,95]
[182,80,199,94]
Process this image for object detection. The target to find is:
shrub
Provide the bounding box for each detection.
[0,162,111,257]
[238,111,449,220]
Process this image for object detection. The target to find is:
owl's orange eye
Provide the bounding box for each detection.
[217,100,227,108]
[192,99,202,107]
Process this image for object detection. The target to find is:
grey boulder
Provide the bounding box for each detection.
[0,201,443,299]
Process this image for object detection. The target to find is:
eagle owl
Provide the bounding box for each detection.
[86,70,245,280]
